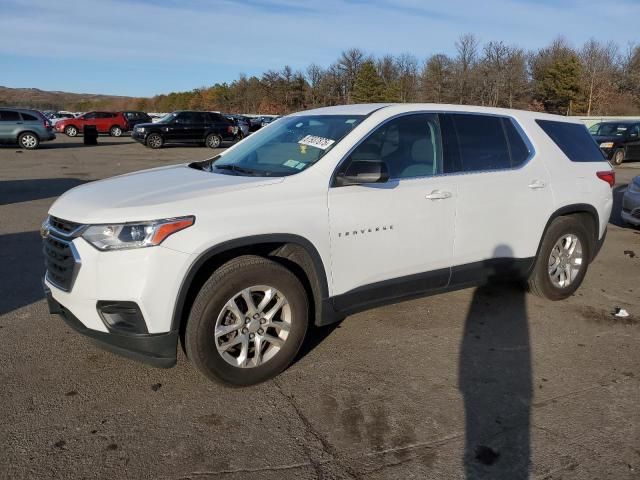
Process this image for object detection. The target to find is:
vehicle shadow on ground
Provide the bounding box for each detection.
[0,178,89,205]
[0,231,44,316]
[459,248,532,479]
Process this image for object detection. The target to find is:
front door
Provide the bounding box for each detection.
[328,113,456,310]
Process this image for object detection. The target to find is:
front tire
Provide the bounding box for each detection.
[205,133,222,149]
[146,133,163,149]
[527,216,591,300]
[185,255,309,386]
[65,125,78,137]
[612,148,625,166]
[18,132,39,150]
[109,126,123,137]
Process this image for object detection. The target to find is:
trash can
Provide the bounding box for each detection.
[84,125,98,145]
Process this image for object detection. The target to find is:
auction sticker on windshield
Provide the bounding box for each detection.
[298,135,335,150]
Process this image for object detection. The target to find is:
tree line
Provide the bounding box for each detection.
[14,35,640,116]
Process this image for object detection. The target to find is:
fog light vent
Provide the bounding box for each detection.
[97,301,148,334]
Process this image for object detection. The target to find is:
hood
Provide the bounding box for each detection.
[49,164,284,224]
[132,122,156,128]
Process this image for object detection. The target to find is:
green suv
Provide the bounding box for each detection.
[0,108,56,149]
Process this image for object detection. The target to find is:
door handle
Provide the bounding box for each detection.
[425,190,452,200]
[528,180,546,190]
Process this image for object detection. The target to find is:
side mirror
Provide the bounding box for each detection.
[335,159,389,187]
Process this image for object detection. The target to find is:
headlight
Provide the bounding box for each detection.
[82,216,194,251]
[629,181,640,194]
[600,142,614,149]
[136,126,145,132]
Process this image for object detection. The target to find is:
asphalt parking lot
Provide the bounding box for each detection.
[1,134,639,479]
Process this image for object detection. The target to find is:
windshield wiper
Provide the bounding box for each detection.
[213,164,269,176]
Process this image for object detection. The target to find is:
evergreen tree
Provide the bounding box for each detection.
[352,60,386,103]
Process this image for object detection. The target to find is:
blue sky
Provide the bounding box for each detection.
[0,0,638,97]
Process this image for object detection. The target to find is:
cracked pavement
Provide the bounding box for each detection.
[1,136,639,479]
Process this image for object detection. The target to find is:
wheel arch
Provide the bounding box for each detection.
[171,234,333,338]
[18,129,40,141]
[536,204,601,265]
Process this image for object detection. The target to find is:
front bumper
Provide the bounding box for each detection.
[45,284,178,368]
[131,131,147,144]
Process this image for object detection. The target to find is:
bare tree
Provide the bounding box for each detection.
[580,39,619,115]
[454,34,479,104]
[396,53,419,102]
[337,48,366,103]
[421,54,453,103]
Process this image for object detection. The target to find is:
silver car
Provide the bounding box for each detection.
[621,175,640,226]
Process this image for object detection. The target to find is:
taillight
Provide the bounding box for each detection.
[227,126,233,134]
[596,171,615,188]
[44,119,51,128]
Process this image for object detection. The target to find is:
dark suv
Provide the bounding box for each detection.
[131,110,236,149]
[589,121,640,165]
[0,108,56,149]
[122,111,153,131]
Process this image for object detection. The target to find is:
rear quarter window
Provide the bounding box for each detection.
[20,112,39,121]
[536,120,605,162]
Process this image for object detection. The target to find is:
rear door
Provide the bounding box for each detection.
[441,113,554,281]
[20,111,43,133]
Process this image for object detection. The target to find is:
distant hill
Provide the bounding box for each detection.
[0,86,145,111]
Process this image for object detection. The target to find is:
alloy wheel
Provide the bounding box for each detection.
[20,134,38,149]
[548,234,583,288]
[214,285,291,368]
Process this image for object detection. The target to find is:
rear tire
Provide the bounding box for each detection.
[205,133,222,149]
[65,125,78,137]
[612,148,625,166]
[527,216,591,300]
[18,132,39,150]
[146,133,163,149]
[109,126,123,137]
[185,255,309,386]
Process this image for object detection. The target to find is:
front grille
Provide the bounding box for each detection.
[43,235,80,291]
[49,216,83,236]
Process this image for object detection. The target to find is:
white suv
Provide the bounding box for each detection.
[42,104,614,385]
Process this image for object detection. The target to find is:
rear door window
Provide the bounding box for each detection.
[536,120,605,162]
[20,112,39,121]
[449,114,511,172]
[441,113,531,172]
[0,110,21,121]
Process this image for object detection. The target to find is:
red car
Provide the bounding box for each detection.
[55,111,128,137]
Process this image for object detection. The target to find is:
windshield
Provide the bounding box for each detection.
[593,123,630,136]
[208,115,363,176]
[157,112,178,123]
